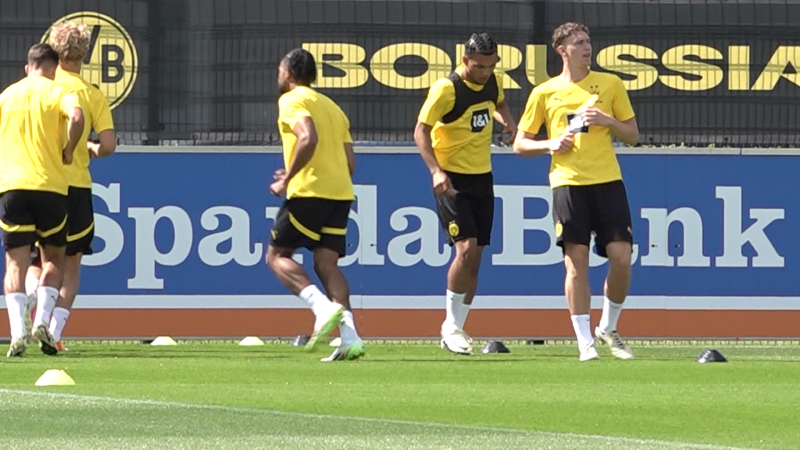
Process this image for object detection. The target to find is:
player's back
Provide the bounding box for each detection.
[54,67,113,188]
[278,86,354,201]
[0,76,72,195]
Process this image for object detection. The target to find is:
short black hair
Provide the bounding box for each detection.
[27,43,59,69]
[465,33,498,58]
[282,48,317,86]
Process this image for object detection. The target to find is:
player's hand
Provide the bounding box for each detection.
[502,124,517,145]
[551,134,574,153]
[62,147,73,165]
[583,108,613,127]
[270,168,288,197]
[432,169,452,196]
[87,142,100,159]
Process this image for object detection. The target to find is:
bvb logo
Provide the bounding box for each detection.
[42,12,138,110]
[554,222,563,237]
[448,221,460,237]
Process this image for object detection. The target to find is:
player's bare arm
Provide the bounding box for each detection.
[89,129,116,158]
[270,116,318,197]
[493,102,517,144]
[413,121,452,195]
[62,105,84,165]
[513,130,574,157]
[583,108,639,145]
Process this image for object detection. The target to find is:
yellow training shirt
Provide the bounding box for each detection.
[277,86,354,201]
[519,71,635,187]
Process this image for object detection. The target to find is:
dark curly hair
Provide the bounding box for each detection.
[282,48,317,86]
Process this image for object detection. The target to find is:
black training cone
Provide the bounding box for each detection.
[292,334,310,346]
[697,349,727,363]
[481,341,510,354]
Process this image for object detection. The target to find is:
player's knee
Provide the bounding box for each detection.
[265,245,290,270]
[454,239,479,261]
[564,245,589,278]
[606,242,632,270]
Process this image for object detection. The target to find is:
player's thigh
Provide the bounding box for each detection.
[590,181,633,258]
[65,187,94,257]
[0,191,41,251]
[318,200,351,258]
[269,197,325,252]
[552,185,593,250]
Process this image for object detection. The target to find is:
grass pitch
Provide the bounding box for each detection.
[1,341,798,449]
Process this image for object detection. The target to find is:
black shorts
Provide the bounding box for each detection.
[269,197,351,257]
[552,180,633,258]
[66,187,94,256]
[435,171,494,246]
[0,190,68,250]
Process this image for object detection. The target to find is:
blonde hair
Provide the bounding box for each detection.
[48,21,90,63]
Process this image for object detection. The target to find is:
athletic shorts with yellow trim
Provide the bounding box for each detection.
[270,198,352,257]
[0,190,68,250]
[66,187,95,256]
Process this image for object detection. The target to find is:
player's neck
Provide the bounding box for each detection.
[26,69,51,79]
[60,61,82,75]
[561,62,590,83]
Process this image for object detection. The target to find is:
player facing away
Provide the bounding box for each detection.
[0,43,85,357]
[414,33,517,355]
[24,21,117,353]
[266,48,365,362]
[513,22,640,361]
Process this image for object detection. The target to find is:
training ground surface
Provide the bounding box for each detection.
[1,341,798,449]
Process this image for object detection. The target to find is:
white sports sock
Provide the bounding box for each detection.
[4,293,28,339]
[34,286,58,326]
[455,302,471,330]
[598,297,623,334]
[25,273,40,298]
[570,314,594,349]
[298,285,332,317]
[49,307,71,342]
[443,290,466,333]
[339,310,360,344]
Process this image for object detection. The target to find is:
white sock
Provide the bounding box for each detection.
[34,286,58,326]
[49,307,71,342]
[443,290,466,333]
[4,293,28,339]
[25,273,40,298]
[298,285,332,317]
[455,302,471,330]
[598,297,623,334]
[339,310,360,344]
[570,314,594,349]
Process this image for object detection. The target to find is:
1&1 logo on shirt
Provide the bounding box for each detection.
[42,12,139,110]
[470,108,491,132]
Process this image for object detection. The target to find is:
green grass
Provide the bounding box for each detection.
[1,342,798,449]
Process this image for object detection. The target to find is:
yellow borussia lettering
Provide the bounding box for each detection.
[595,44,659,91]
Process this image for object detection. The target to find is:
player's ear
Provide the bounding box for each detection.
[462,54,470,67]
[24,64,29,75]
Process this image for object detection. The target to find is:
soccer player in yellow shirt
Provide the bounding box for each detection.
[267,48,364,362]
[513,23,640,361]
[23,21,117,354]
[414,33,516,355]
[0,43,85,357]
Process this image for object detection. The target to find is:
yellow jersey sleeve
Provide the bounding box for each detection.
[518,87,546,135]
[611,77,635,122]
[417,78,455,126]
[92,90,114,133]
[278,93,312,129]
[58,89,81,116]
